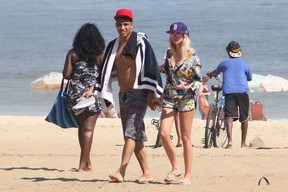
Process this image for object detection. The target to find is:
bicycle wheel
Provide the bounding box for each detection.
[204,106,216,148]
[154,131,163,148]
[215,111,228,148]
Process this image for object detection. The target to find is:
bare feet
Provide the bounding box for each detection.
[78,163,92,172]
[136,175,153,183]
[86,165,92,172]
[109,173,124,183]
[225,144,232,149]
[77,166,92,172]
[241,144,249,148]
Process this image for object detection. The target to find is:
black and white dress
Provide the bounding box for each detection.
[67,60,103,114]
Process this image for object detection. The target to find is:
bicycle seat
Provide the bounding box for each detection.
[211,84,222,92]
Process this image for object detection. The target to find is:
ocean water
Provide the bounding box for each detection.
[1,0,287,120]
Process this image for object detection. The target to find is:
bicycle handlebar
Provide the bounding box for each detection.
[214,75,222,81]
[206,72,222,82]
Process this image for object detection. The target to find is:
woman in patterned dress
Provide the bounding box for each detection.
[62,23,105,172]
[159,22,202,185]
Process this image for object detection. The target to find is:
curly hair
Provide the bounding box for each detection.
[72,23,105,66]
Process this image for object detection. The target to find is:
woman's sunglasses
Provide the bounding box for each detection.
[169,32,183,38]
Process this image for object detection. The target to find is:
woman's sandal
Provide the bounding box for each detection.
[178,180,191,185]
[164,171,181,182]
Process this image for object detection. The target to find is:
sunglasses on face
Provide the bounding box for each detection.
[169,32,183,38]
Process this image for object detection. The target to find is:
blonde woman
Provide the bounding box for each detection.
[159,22,202,185]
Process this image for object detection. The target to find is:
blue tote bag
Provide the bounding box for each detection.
[45,79,79,128]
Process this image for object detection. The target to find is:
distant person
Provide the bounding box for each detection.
[62,23,105,171]
[207,41,252,149]
[97,9,163,183]
[159,22,202,185]
[198,76,213,120]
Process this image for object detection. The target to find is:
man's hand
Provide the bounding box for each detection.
[147,91,162,111]
[206,72,212,78]
[150,98,162,111]
[206,71,217,78]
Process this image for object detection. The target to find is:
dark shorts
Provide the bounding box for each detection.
[119,89,148,142]
[224,93,249,122]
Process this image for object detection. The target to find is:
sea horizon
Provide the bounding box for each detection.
[1,0,287,120]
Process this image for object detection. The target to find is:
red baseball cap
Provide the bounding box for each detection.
[114,9,133,21]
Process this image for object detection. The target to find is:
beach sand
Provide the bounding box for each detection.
[1,116,288,192]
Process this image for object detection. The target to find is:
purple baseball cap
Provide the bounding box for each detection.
[166,22,189,35]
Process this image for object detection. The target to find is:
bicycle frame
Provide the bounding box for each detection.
[151,118,162,148]
[204,76,227,148]
[151,116,175,148]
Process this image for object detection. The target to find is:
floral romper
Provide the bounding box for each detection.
[163,52,202,112]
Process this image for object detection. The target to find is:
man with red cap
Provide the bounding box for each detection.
[96,8,163,183]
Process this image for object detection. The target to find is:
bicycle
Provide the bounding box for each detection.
[151,118,163,148]
[203,76,228,148]
[151,117,173,148]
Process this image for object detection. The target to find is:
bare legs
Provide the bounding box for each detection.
[109,90,152,182]
[160,109,181,174]
[225,117,233,149]
[179,110,194,182]
[109,138,152,182]
[175,112,183,147]
[75,111,98,171]
[225,117,249,148]
[241,120,249,148]
[160,108,195,183]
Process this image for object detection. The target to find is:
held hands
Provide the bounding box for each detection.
[147,91,163,111]
[150,98,162,111]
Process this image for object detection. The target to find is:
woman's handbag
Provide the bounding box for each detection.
[45,79,79,128]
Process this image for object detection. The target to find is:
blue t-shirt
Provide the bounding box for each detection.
[215,58,252,95]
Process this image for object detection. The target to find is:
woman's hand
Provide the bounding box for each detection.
[159,64,165,73]
[208,92,213,96]
[82,90,93,98]
[82,86,94,98]
[175,79,190,90]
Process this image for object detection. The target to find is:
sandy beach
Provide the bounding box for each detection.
[1,116,288,192]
